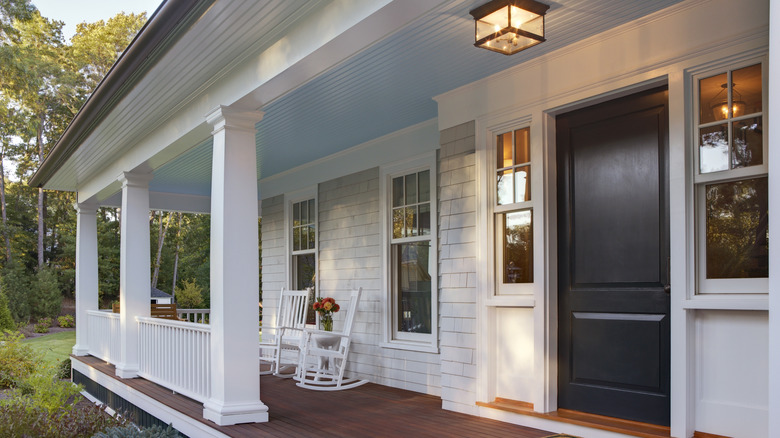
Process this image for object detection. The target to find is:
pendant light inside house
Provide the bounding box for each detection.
[470,0,550,55]
[710,83,747,120]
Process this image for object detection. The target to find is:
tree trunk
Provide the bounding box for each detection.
[37,119,45,269]
[171,213,182,301]
[151,211,171,288]
[0,142,10,262]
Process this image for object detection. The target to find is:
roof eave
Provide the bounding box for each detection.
[29,0,215,189]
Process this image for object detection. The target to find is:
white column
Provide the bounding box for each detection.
[72,201,98,356]
[115,172,153,379]
[202,106,268,425]
[768,1,779,435]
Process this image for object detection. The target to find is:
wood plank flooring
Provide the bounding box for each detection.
[74,355,553,438]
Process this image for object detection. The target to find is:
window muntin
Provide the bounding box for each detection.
[388,168,436,344]
[494,127,533,294]
[694,61,768,293]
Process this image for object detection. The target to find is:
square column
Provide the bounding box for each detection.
[202,106,268,425]
[72,201,98,356]
[115,172,153,379]
[768,1,779,435]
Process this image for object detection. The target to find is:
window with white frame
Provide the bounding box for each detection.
[694,60,768,294]
[382,156,437,349]
[494,127,533,295]
[291,197,317,322]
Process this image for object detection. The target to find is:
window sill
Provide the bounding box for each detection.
[379,341,439,354]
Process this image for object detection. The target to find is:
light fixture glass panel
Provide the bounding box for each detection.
[497,131,513,168]
[699,72,727,124]
[732,117,763,169]
[476,6,509,40]
[732,64,762,116]
[515,166,530,203]
[497,169,513,205]
[699,124,728,173]
[518,13,544,35]
[514,128,530,164]
[510,6,539,28]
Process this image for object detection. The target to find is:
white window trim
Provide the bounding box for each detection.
[284,187,318,293]
[691,57,768,295]
[379,152,438,353]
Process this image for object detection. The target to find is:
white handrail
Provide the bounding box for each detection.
[177,309,210,324]
[136,316,211,403]
[86,310,121,364]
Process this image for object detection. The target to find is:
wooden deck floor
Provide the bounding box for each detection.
[74,355,555,438]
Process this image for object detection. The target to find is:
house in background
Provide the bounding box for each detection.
[30,0,779,437]
[150,287,172,305]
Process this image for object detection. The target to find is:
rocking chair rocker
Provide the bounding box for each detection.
[259,288,309,377]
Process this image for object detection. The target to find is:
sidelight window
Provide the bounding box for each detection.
[495,127,533,294]
[291,197,317,322]
[694,61,768,294]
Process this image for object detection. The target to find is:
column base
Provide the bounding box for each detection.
[115,363,140,379]
[72,345,90,356]
[203,399,269,426]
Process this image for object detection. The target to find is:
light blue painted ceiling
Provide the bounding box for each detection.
[152,0,683,197]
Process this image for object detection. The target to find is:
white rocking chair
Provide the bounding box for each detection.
[259,288,309,377]
[295,288,367,391]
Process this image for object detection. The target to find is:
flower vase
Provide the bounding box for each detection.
[321,315,333,332]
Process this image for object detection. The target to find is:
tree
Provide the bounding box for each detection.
[174,279,203,309]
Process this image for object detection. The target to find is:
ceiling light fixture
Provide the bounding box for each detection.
[469,0,550,55]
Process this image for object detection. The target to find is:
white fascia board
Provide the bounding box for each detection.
[76,0,444,203]
[434,0,769,130]
[259,118,439,199]
[97,191,263,216]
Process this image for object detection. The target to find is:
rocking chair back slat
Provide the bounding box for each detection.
[259,288,310,377]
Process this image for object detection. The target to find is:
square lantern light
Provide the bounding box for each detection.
[470,0,550,55]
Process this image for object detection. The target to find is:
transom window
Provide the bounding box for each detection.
[495,127,533,294]
[694,61,768,294]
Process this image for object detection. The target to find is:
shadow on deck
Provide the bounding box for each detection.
[72,355,554,437]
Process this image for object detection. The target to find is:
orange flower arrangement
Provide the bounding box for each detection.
[312,297,340,331]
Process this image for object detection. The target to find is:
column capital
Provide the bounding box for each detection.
[205,105,264,134]
[117,171,153,189]
[74,201,98,215]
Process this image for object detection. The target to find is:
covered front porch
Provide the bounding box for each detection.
[72,355,554,438]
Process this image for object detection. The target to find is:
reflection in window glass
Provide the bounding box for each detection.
[496,128,531,204]
[497,170,513,205]
[706,178,768,279]
[699,72,728,124]
[514,128,530,164]
[699,124,728,173]
[732,63,762,116]
[732,117,763,169]
[395,242,431,334]
[497,132,513,168]
[503,210,533,284]
[393,170,432,237]
[294,253,316,324]
[514,167,530,203]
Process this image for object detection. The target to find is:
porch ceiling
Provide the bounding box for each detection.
[44,0,684,201]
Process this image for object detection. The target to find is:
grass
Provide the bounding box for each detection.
[22,331,76,367]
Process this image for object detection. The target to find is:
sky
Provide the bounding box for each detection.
[33,0,162,41]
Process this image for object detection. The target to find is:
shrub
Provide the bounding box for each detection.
[0,292,14,331]
[0,399,124,438]
[94,423,181,438]
[56,357,72,380]
[0,330,39,388]
[174,279,203,309]
[32,267,62,320]
[58,314,76,328]
[6,369,83,412]
[34,317,53,333]
[2,261,31,321]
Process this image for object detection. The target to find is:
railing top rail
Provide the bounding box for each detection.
[176,309,211,313]
[87,310,119,318]
[136,316,211,332]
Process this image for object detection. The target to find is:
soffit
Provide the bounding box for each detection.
[47,0,685,199]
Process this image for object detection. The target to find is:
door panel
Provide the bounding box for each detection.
[557,87,670,426]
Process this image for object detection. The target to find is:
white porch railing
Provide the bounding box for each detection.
[137,316,211,403]
[86,310,121,363]
[177,309,210,324]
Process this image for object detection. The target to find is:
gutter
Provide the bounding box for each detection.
[28,0,215,188]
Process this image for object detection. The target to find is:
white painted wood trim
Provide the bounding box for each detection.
[768,1,780,435]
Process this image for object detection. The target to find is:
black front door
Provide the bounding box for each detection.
[556,87,670,426]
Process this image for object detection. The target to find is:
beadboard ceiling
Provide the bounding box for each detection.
[45,0,685,200]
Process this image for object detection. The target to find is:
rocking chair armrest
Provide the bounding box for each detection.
[303,328,349,339]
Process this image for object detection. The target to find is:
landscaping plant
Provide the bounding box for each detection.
[34,317,53,333]
[0,330,38,388]
[58,314,75,328]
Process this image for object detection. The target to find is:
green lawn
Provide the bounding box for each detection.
[22,331,76,367]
